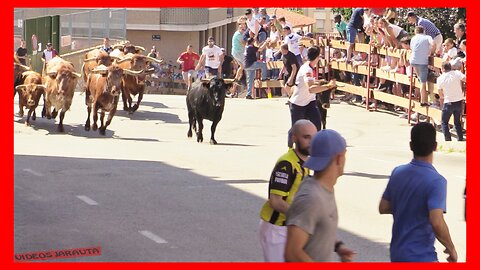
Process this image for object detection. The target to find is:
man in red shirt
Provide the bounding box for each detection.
[177,45,200,91]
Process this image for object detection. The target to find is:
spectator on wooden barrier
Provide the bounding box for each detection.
[232,18,248,92]
[265,22,281,84]
[437,62,466,141]
[378,18,408,50]
[350,51,367,104]
[410,26,434,107]
[453,23,466,58]
[334,14,347,40]
[407,11,443,56]
[288,46,336,131]
[244,37,269,99]
[441,38,458,62]
[245,9,262,42]
[259,8,270,24]
[275,43,300,97]
[283,26,303,66]
[346,8,365,63]
[384,8,397,24]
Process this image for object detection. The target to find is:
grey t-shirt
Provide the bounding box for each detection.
[286,177,338,261]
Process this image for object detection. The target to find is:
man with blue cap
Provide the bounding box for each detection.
[284,129,356,262]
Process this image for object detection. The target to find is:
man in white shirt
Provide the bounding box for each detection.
[283,26,303,66]
[437,62,466,141]
[42,43,58,63]
[288,46,335,132]
[197,36,224,78]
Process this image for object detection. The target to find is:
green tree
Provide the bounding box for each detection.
[332,8,352,21]
[392,8,465,39]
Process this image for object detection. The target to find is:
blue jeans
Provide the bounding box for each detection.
[346,24,357,43]
[245,62,268,96]
[441,100,464,141]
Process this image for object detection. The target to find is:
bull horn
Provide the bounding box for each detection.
[146,56,163,64]
[110,55,121,60]
[145,68,155,74]
[200,79,211,83]
[91,66,108,74]
[14,63,31,70]
[83,57,97,62]
[112,44,124,49]
[72,72,82,78]
[123,69,144,76]
[223,79,235,84]
[47,71,57,77]
[134,45,145,51]
[116,57,133,64]
[15,84,27,91]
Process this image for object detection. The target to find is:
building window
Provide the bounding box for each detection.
[316,19,325,30]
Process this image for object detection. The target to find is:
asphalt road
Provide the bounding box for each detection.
[13,93,466,262]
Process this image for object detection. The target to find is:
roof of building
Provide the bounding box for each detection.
[267,8,315,28]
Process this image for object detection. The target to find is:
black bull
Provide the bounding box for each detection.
[186,78,233,145]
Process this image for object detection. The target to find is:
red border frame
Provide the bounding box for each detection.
[4,1,477,269]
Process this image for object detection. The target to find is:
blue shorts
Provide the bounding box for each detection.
[205,66,219,76]
[412,64,428,83]
[346,25,357,43]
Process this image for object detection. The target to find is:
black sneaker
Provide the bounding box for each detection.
[246,95,253,100]
[420,102,431,107]
[261,78,270,81]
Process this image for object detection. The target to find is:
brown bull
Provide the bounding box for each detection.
[15,71,45,126]
[81,49,116,82]
[14,55,31,97]
[43,56,81,132]
[84,64,140,135]
[116,54,162,113]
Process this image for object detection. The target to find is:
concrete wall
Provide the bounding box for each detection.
[127,30,200,66]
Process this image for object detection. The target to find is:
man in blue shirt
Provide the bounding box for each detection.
[346,8,365,63]
[379,122,457,262]
[407,11,443,56]
[410,26,434,107]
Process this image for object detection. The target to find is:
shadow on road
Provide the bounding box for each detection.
[116,110,185,124]
[14,155,390,262]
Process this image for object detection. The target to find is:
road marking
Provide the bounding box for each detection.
[139,230,168,244]
[22,168,43,177]
[76,195,99,206]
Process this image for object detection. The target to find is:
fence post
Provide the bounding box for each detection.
[365,43,372,110]
[407,67,414,125]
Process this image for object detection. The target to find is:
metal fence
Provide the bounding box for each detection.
[159,8,209,25]
[60,9,127,54]
[13,8,126,54]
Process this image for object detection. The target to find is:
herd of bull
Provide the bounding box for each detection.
[14,44,235,143]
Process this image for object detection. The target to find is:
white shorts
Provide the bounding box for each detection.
[258,219,287,262]
[433,34,444,54]
[182,70,197,81]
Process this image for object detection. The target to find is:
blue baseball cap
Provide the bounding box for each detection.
[304,129,347,171]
